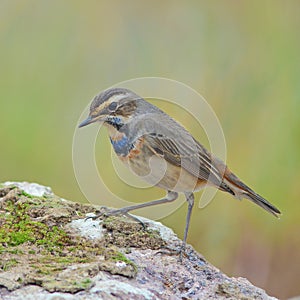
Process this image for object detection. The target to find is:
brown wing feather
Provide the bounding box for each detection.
[143,133,232,193]
[128,111,233,194]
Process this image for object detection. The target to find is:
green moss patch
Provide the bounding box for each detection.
[0,185,139,293]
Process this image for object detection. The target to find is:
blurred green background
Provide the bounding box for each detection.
[1,1,299,298]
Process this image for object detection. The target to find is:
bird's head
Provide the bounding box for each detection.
[79,88,140,128]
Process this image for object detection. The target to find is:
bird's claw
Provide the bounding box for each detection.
[84,206,110,221]
[155,244,187,262]
[84,207,146,229]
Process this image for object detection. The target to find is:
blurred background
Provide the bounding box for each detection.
[1,1,299,298]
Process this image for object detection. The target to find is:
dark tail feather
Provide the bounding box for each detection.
[242,191,281,218]
[222,168,281,218]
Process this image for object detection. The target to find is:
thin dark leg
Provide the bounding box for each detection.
[156,192,195,260]
[87,191,178,224]
[110,191,178,213]
[180,192,194,257]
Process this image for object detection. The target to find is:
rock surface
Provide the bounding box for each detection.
[0,182,278,300]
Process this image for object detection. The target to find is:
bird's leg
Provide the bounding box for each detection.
[86,191,178,226]
[154,192,194,260]
[179,192,194,260]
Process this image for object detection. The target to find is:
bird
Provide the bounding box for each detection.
[79,87,281,255]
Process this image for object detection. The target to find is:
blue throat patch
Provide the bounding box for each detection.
[107,116,123,131]
[110,116,122,125]
[110,135,131,155]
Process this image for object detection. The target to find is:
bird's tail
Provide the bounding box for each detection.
[221,167,281,217]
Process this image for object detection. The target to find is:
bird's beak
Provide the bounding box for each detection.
[78,115,97,128]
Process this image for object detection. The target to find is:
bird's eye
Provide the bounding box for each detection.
[108,102,118,111]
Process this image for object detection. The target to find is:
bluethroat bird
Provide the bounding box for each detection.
[79,88,281,254]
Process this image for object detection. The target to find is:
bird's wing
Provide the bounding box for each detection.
[127,113,224,187]
[143,132,224,187]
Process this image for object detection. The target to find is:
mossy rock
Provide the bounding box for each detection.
[0,185,141,293]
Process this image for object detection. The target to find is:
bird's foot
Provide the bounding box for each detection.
[155,242,187,262]
[85,207,146,229]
